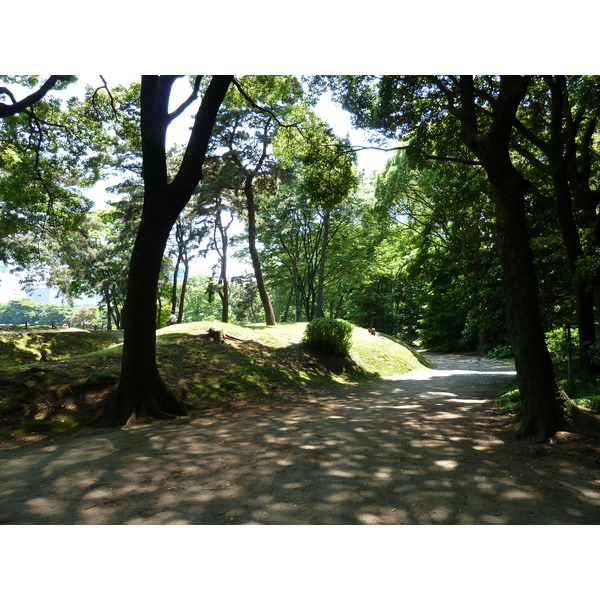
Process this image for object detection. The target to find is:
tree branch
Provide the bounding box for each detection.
[168,76,203,123]
[231,77,301,129]
[0,76,73,118]
[344,143,480,166]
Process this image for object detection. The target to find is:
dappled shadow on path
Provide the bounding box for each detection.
[1,354,599,524]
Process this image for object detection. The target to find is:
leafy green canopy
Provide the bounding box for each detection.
[0,76,110,268]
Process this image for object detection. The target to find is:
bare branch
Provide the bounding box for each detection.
[344,144,481,166]
[91,75,119,117]
[231,77,301,129]
[168,76,203,123]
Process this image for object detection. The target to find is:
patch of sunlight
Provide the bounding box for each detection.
[392,404,421,409]
[445,398,486,404]
[430,412,461,419]
[411,439,446,448]
[501,489,535,500]
[375,467,393,479]
[434,459,459,470]
[358,513,384,524]
[265,436,289,444]
[331,375,359,385]
[472,440,504,450]
[328,469,356,478]
[26,497,65,516]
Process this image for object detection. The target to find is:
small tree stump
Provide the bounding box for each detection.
[208,327,225,343]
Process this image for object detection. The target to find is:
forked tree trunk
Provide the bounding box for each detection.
[95,75,232,427]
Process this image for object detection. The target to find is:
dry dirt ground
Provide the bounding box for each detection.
[1,353,599,525]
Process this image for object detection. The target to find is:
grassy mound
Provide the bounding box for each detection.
[0,321,428,446]
[0,328,124,367]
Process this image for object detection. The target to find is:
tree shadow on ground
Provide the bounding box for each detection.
[0,354,598,524]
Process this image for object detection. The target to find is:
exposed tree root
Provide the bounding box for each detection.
[516,396,600,442]
[91,369,188,428]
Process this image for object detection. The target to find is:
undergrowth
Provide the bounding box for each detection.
[496,360,600,415]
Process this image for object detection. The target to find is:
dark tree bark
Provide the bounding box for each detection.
[459,75,579,440]
[96,75,232,427]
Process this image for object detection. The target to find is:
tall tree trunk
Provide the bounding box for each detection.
[170,247,182,314]
[95,75,232,427]
[491,163,572,439]
[156,294,163,329]
[113,296,122,329]
[314,209,330,318]
[214,205,230,323]
[104,212,187,425]
[104,288,113,330]
[552,165,597,372]
[459,75,578,440]
[177,255,189,323]
[245,175,276,325]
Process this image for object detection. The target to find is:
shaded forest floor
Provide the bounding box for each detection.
[1,353,599,524]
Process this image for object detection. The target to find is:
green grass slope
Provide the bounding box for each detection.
[0,321,428,445]
[0,328,124,367]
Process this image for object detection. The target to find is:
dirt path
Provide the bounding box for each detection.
[1,353,599,524]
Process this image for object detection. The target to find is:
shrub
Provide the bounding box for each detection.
[487,344,512,359]
[303,318,353,357]
[545,326,579,361]
[496,387,521,414]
